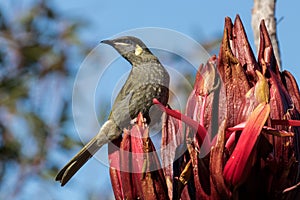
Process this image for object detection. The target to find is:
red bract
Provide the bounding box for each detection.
[223,102,271,185]
[281,70,300,112]
[108,15,300,200]
[161,111,184,199]
[108,113,168,199]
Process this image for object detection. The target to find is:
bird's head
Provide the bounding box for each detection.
[101,36,157,65]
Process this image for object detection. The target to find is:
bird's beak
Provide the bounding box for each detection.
[101,39,113,46]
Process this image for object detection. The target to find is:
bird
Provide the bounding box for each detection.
[55,36,170,186]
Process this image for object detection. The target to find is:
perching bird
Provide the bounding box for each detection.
[55,36,170,186]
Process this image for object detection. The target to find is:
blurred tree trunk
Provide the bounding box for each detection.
[252,0,281,69]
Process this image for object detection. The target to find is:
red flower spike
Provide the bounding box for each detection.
[161,112,183,199]
[186,57,221,155]
[119,130,135,199]
[108,137,124,200]
[258,25,294,164]
[265,69,293,160]
[167,58,220,198]
[109,113,169,199]
[139,128,169,200]
[185,143,210,199]
[232,15,260,84]
[218,23,251,128]
[129,116,169,199]
[223,103,271,186]
[105,15,300,199]
[224,17,234,52]
[129,125,147,197]
[194,56,219,97]
[210,120,232,199]
[218,17,231,76]
[258,20,281,78]
[237,87,258,123]
[281,70,300,112]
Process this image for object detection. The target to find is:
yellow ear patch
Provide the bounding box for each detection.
[135,44,143,55]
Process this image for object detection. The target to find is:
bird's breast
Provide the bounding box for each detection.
[130,63,169,106]
[132,63,169,87]
[110,62,169,128]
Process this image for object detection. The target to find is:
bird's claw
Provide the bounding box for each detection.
[130,118,137,125]
[130,117,147,127]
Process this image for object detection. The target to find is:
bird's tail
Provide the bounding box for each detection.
[55,136,101,186]
[55,120,118,186]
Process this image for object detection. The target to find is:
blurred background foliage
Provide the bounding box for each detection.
[0,0,93,198]
[0,0,220,199]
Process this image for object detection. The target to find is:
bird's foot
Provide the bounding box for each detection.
[130,118,137,125]
[130,115,147,127]
[130,117,147,124]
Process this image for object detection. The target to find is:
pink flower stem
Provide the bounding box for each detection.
[153,98,207,144]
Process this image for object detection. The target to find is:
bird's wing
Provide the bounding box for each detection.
[108,85,133,129]
[110,70,134,107]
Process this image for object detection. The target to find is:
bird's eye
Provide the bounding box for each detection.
[135,44,143,56]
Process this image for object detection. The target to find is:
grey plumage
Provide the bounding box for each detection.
[55,36,169,186]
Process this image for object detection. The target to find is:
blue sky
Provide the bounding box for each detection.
[53,0,300,82]
[5,1,300,199]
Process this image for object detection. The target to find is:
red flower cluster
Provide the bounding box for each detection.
[108,15,300,200]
